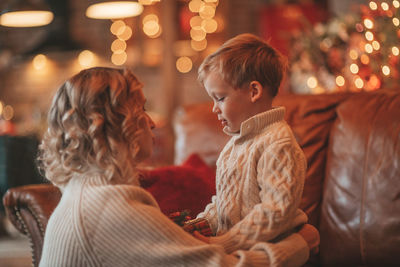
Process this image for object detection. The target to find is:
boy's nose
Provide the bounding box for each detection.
[212,103,220,113]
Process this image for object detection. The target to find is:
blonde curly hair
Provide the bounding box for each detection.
[39,67,147,187]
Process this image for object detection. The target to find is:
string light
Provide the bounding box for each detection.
[336,75,345,86]
[394,1,400,8]
[111,39,127,53]
[191,39,207,51]
[117,25,132,40]
[381,2,390,10]
[355,77,364,89]
[365,43,373,53]
[393,17,400,26]
[361,54,370,64]
[392,46,400,55]
[307,76,318,88]
[33,54,47,70]
[176,56,193,73]
[78,50,95,67]
[369,1,378,10]
[372,40,381,50]
[189,0,203,13]
[350,63,359,74]
[364,18,374,29]
[112,51,127,65]
[110,20,125,35]
[365,31,374,41]
[382,65,391,75]
[349,49,359,60]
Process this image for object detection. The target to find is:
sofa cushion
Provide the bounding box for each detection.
[320,89,400,266]
[140,154,216,217]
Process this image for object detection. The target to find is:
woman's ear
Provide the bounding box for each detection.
[249,81,263,103]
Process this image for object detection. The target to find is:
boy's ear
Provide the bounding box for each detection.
[249,81,263,103]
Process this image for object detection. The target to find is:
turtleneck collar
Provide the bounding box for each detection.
[224,106,285,138]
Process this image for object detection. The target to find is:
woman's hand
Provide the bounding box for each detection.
[298,224,320,254]
[193,231,210,243]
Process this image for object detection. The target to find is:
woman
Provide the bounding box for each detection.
[39,67,317,267]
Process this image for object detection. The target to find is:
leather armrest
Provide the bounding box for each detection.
[2,184,61,267]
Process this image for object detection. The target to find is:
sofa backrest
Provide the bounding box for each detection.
[319,89,400,266]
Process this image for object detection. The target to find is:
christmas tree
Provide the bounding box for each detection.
[289,0,400,94]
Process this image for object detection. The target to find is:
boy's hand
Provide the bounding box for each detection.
[298,224,320,254]
[193,231,210,243]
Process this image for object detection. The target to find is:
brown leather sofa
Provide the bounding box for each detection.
[3,89,400,266]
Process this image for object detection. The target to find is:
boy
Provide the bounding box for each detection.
[195,33,309,254]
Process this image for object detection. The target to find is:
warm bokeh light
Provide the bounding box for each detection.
[111,39,127,53]
[78,50,95,67]
[363,18,374,29]
[139,0,156,5]
[190,15,203,28]
[393,17,400,26]
[394,0,400,8]
[143,20,160,37]
[382,65,391,75]
[143,14,159,24]
[176,56,193,73]
[350,63,359,74]
[110,20,126,35]
[117,25,132,40]
[372,40,380,50]
[365,43,373,53]
[369,1,378,10]
[33,54,47,70]
[361,54,370,64]
[191,39,207,51]
[355,77,364,89]
[368,74,381,90]
[365,31,374,41]
[112,51,127,65]
[392,46,400,55]
[86,1,143,19]
[381,2,390,10]
[199,5,215,19]
[189,0,203,13]
[349,49,358,60]
[201,18,217,33]
[3,105,14,121]
[307,76,318,88]
[336,75,345,86]
[190,27,206,41]
[0,11,53,27]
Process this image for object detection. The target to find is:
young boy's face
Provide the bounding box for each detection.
[203,72,254,134]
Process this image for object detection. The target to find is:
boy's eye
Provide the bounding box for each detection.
[216,97,225,102]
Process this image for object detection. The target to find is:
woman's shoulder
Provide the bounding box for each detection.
[84,182,159,209]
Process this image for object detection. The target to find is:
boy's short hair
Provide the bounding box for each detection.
[198,33,287,97]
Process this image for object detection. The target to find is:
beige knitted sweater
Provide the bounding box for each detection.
[198,107,308,254]
[39,174,309,267]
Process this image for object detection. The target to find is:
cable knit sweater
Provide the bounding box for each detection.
[197,107,308,254]
[39,174,309,267]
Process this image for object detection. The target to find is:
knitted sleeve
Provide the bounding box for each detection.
[84,185,292,267]
[196,195,219,234]
[210,140,307,254]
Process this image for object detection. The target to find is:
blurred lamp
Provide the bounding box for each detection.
[0,0,54,27]
[86,1,143,19]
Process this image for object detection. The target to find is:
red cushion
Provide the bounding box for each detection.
[140,154,216,217]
